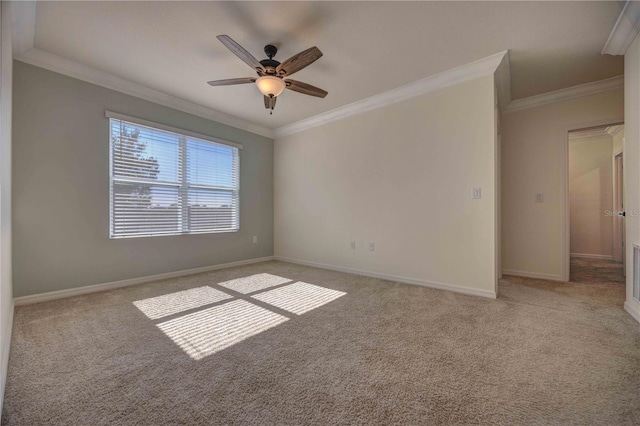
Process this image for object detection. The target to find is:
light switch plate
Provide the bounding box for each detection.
[472,187,482,199]
[535,193,544,203]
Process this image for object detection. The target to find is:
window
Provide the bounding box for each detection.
[108,112,240,238]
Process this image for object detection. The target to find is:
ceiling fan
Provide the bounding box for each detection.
[207,35,328,114]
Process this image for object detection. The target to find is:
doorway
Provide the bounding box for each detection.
[568,124,625,284]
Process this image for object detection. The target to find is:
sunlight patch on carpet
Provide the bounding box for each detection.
[218,273,292,294]
[252,282,346,315]
[157,299,289,360]
[136,274,347,359]
[133,286,233,319]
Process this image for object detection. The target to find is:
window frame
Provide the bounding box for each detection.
[107,111,241,239]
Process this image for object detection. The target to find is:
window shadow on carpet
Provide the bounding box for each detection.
[133,273,346,360]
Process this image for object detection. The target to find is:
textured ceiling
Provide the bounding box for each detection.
[31,1,625,129]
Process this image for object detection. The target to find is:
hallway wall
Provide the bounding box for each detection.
[569,130,614,258]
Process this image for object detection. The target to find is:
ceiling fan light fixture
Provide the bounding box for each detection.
[256,75,286,97]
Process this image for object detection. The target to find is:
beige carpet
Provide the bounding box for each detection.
[2,260,640,425]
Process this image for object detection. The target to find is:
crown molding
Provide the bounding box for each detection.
[602,1,640,56]
[9,0,36,57]
[16,48,275,139]
[606,124,624,137]
[494,50,511,112]
[275,50,508,138]
[568,128,611,141]
[505,76,624,113]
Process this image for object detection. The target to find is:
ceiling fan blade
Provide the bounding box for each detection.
[207,77,256,86]
[276,46,322,76]
[285,79,328,98]
[216,35,265,73]
[264,95,276,109]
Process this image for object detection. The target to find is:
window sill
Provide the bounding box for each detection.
[109,228,240,239]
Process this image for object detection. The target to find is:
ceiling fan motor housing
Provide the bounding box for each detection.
[261,45,280,75]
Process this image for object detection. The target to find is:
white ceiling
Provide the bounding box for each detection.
[24,1,624,130]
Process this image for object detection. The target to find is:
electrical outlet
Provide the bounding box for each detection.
[472,187,482,199]
[350,241,356,250]
[252,236,258,243]
[369,242,375,251]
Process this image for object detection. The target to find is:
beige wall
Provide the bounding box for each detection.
[0,2,12,413]
[624,35,640,321]
[12,62,274,297]
[501,89,624,280]
[275,76,498,297]
[568,133,613,258]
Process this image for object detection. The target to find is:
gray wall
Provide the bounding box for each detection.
[1,3,14,412]
[12,61,274,297]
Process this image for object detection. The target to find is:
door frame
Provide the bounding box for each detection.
[613,150,625,265]
[562,118,624,282]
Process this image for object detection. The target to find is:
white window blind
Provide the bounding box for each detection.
[109,115,240,238]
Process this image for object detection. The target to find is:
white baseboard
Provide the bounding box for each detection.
[0,299,15,417]
[624,301,640,324]
[274,256,497,299]
[14,256,274,306]
[502,269,565,282]
[570,253,614,260]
